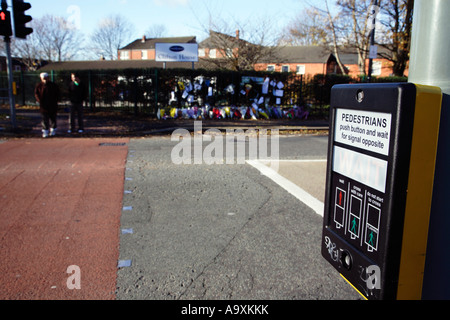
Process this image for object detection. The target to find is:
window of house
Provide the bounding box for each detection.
[372,61,382,76]
[267,65,275,72]
[225,48,233,58]
[296,65,306,75]
[209,49,217,59]
[121,50,129,60]
[198,48,205,57]
[327,61,338,74]
[282,65,290,73]
[141,50,148,60]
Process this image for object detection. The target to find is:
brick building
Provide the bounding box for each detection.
[118,35,197,61]
[115,32,407,78]
[254,46,407,78]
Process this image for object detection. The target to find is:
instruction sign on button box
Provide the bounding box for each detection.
[335,109,392,156]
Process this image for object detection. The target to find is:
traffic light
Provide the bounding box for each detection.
[12,0,32,39]
[0,8,12,37]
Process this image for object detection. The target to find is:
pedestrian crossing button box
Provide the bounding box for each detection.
[321,83,442,300]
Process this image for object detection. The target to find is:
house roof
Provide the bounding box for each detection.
[120,36,197,51]
[335,50,359,65]
[199,30,255,48]
[259,45,391,65]
[269,46,332,64]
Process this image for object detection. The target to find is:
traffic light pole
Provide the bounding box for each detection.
[4,35,16,129]
[1,0,16,128]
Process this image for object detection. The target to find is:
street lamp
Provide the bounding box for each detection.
[367,0,379,82]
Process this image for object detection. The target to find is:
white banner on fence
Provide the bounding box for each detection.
[155,43,199,62]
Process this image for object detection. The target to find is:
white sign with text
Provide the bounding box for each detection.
[335,108,392,156]
[155,43,199,62]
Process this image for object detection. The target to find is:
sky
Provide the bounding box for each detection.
[26,0,314,43]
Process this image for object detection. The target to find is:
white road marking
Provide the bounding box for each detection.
[247,160,325,217]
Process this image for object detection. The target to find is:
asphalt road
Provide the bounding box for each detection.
[116,134,361,300]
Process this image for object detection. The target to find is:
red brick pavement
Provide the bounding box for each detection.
[0,137,129,299]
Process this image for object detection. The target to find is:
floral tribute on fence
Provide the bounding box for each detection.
[157,75,310,120]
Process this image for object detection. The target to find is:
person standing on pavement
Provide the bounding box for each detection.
[68,73,85,134]
[34,72,60,138]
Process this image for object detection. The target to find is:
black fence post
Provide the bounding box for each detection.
[20,69,25,106]
[133,71,138,116]
[88,70,93,111]
[154,68,158,115]
[300,75,304,105]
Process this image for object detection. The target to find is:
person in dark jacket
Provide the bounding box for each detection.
[34,73,60,138]
[68,73,85,133]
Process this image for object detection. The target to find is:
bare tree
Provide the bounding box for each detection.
[13,15,84,66]
[377,0,414,76]
[196,12,282,71]
[90,15,135,60]
[145,24,168,38]
[280,8,329,46]
[282,0,347,74]
[285,0,413,77]
[324,0,347,74]
[336,0,413,77]
[11,36,42,70]
[337,0,376,75]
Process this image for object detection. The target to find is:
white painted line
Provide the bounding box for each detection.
[247,160,324,217]
[118,260,132,268]
[123,206,133,211]
[121,228,134,234]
